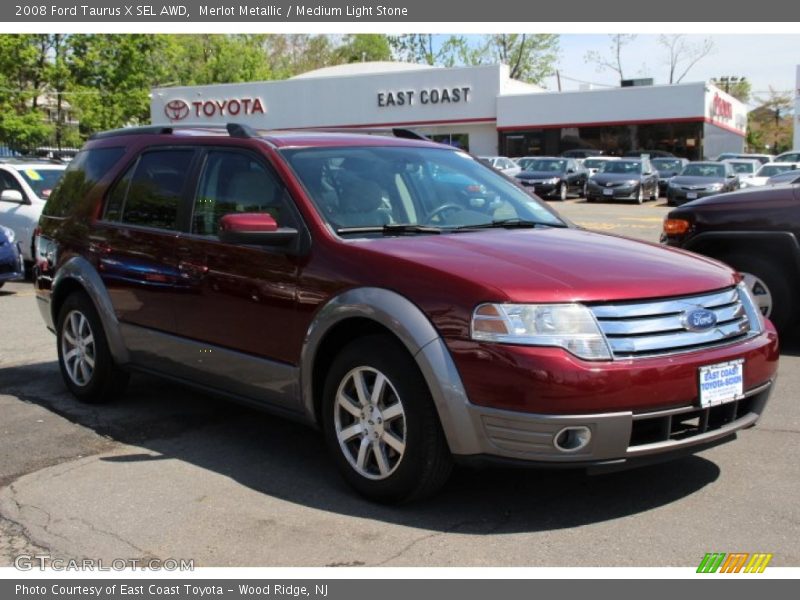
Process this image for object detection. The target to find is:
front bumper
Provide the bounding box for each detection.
[440,324,777,465]
[587,184,638,200]
[457,379,771,466]
[666,188,722,205]
[518,180,559,197]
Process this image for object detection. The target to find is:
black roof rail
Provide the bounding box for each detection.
[392,128,430,141]
[227,123,258,138]
[89,126,174,140]
[88,123,264,141]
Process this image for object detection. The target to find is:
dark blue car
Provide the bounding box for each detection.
[0,225,25,288]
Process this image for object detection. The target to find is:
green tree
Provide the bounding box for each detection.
[66,34,174,135]
[335,34,392,63]
[0,35,56,151]
[262,34,336,78]
[389,34,559,84]
[388,34,437,65]
[166,35,273,86]
[711,76,751,103]
[480,34,559,83]
[748,89,794,154]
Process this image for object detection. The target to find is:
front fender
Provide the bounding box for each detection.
[300,287,484,456]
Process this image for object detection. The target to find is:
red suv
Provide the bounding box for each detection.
[34,124,779,502]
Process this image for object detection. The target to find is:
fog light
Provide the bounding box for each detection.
[553,426,592,452]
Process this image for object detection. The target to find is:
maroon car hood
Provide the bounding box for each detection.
[351,227,736,303]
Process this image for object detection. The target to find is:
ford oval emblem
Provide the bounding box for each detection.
[683,308,717,332]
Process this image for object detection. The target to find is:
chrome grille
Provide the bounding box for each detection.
[590,287,751,358]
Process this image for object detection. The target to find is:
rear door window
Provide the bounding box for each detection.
[119,149,194,230]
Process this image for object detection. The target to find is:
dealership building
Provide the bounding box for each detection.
[151,62,747,160]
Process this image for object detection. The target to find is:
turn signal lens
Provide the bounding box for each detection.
[663,218,690,236]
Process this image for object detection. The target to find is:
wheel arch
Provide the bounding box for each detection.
[684,231,800,280]
[51,255,130,364]
[300,287,482,456]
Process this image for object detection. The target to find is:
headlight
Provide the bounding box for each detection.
[708,183,724,191]
[737,281,765,334]
[545,177,560,185]
[0,225,14,244]
[668,181,681,189]
[627,180,640,186]
[471,303,612,360]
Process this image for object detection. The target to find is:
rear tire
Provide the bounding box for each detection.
[56,291,129,404]
[717,253,795,334]
[321,334,453,503]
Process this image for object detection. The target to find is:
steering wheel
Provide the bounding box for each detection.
[425,203,465,224]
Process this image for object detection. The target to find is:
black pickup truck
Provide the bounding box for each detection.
[661,181,800,335]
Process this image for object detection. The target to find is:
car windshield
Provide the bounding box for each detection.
[728,162,756,174]
[582,158,609,169]
[652,159,683,171]
[522,159,567,172]
[681,164,726,178]
[757,164,794,177]
[16,167,65,199]
[280,146,565,233]
[600,161,641,174]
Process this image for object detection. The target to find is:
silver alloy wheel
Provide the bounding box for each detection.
[333,366,407,480]
[636,185,644,204]
[61,310,96,387]
[740,271,773,317]
[559,182,567,200]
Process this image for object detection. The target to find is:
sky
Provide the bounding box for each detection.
[431,34,799,108]
[550,34,799,105]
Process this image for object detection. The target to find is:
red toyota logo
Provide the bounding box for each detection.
[165,99,189,121]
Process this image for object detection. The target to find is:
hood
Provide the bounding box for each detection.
[348,227,736,303]
[517,170,564,180]
[591,172,642,185]
[671,182,797,209]
[656,170,681,178]
[670,175,726,187]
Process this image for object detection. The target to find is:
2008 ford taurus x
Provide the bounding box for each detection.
[34,124,778,502]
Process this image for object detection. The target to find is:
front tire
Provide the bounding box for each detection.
[322,334,452,503]
[56,291,129,404]
[558,182,567,201]
[635,185,644,204]
[717,253,795,334]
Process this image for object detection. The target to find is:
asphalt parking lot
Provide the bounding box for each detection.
[1,198,798,568]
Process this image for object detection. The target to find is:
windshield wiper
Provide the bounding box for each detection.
[454,218,565,231]
[336,224,443,235]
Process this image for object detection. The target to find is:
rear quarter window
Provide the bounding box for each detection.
[41,147,125,217]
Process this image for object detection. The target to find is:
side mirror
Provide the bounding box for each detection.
[218,213,297,246]
[566,168,575,174]
[727,173,736,178]
[0,189,26,204]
